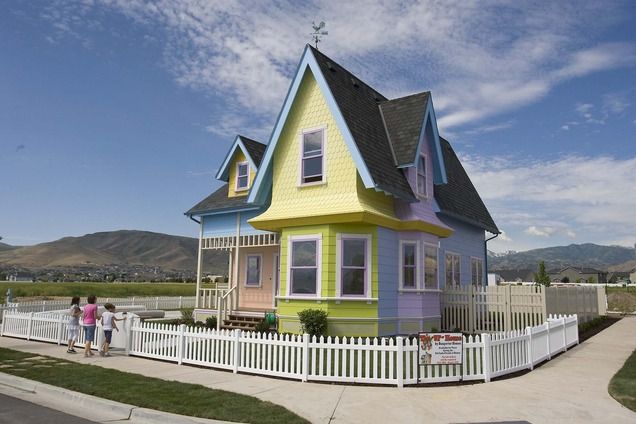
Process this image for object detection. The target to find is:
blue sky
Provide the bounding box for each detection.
[1,0,635,253]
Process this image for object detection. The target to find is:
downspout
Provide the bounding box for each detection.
[484,233,499,285]
[188,215,201,224]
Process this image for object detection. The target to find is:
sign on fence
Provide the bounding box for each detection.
[418,332,463,365]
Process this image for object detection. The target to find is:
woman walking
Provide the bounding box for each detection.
[66,296,81,353]
[82,295,99,357]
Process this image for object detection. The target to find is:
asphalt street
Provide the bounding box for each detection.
[0,393,96,424]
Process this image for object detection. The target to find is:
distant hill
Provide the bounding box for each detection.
[0,242,18,252]
[489,243,636,272]
[0,230,227,272]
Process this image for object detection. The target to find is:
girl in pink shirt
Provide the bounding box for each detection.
[82,295,99,357]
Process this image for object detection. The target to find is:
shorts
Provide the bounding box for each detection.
[84,325,96,342]
[104,330,113,344]
[67,326,79,341]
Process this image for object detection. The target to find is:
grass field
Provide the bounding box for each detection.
[607,287,636,313]
[0,282,196,302]
[0,347,308,423]
[608,348,636,412]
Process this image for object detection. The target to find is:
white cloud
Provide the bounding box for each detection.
[561,125,569,131]
[602,93,630,114]
[464,120,514,136]
[39,0,636,133]
[463,154,636,249]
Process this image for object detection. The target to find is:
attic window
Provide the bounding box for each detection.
[350,77,359,88]
[300,128,325,184]
[236,161,249,191]
[416,154,427,197]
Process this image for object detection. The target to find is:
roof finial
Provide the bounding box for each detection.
[310,21,328,49]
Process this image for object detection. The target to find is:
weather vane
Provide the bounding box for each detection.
[310,21,328,49]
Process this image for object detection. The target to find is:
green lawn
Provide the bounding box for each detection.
[0,282,196,302]
[0,347,308,424]
[608,348,636,412]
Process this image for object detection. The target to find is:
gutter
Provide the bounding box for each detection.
[187,215,200,224]
[484,232,499,284]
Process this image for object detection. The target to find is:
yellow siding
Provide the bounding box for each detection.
[251,70,391,224]
[227,150,256,197]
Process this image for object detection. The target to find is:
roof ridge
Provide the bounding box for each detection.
[381,91,431,104]
[377,103,399,166]
[237,134,266,146]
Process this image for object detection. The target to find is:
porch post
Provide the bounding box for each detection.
[234,212,241,311]
[195,220,203,308]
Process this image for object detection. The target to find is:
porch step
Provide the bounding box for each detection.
[221,314,264,331]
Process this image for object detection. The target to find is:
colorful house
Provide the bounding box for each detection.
[186,45,499,337]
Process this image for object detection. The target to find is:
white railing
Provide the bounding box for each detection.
[0,296,195,318]
[202,233,279,250]
[441,285,602,333]
[1,311,578,387]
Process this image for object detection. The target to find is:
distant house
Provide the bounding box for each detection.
[496,269,535,282]
[629,269,636,284]
[7,272,34,282]
[607,271,631,283]
[550,266,608,284]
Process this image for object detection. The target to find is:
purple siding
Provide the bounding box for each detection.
[438,215,486,287]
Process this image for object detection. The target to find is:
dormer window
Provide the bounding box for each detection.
[416,154,427,197]
[236,161,249,191]
[301,128,325,184]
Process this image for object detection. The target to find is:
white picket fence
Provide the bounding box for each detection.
[0,296,196,319]
[442,284,603,333]
[1,310,578,387]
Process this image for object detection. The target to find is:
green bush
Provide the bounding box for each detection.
[297,309,328,337]
[254,319,271,333]
[205,316,217,330]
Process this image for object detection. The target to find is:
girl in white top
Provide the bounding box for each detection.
[99,303,125,357]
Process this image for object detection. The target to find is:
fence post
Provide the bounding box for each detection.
[125,316,135,355]
[27,312,34,341]
[546,318,552,360]
[526,326,533,370]
[0,310,5,337]
[482,333,491,382]
[396,336,404,388]
[42,301,46,312]
[233,330,241,374]
[132,297,135,306]
[57,314,64,346]
[178,324,186,365]
[178,296,183,309]
[574,314,579,345]
[302,333,310,382]
[155,297,159,309]
[561,316,567,352]
[468,285,475,333]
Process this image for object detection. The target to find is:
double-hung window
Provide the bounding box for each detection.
[416,154,427,197]
[289,236,321,295]
[236,162,249,191]
[471,258,483,286]
[445,253,461,286]
[245,254,262,287]
[424,244,438,289]
[400,241,418,289]
[337,234,371,297]
[301,129,324,184]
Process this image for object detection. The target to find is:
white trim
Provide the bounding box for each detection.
[235,161,250,192]
[215,136,259,182]
[272,253,280,308]
[298,126,327,186]
[423,242,439,290]
[276,296,378,302]
[416,153,428,199]
[399,240,420,290]
[335,233,372,298]
[244,253,262,287]
[287,234,322,297]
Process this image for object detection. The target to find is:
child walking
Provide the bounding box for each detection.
[82,295,99,357]
[66,296,81,353]
[99,303,123,357]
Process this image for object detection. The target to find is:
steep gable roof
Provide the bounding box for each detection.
[216,135,266,182]
[435,137,499,234]
[185,184,256,216]
[380,92,430,166]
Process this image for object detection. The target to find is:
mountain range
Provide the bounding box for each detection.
[0,230,227,273]
[488,243,636,272]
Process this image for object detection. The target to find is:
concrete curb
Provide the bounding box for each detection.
[0,373,236,424]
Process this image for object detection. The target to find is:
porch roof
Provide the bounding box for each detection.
[185,184,255,217]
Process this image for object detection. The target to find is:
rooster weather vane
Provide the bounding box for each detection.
[310,21,328,49]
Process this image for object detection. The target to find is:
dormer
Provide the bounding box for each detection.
[215,135,266,198]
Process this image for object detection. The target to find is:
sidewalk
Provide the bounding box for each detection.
[1,317,635,424]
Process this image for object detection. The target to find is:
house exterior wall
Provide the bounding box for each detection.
[227,150,256,198]
[202,209,269,238]
[438,214,486,287]
[237,245,279,310]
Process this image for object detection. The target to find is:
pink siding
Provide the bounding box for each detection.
[237,245,279,310]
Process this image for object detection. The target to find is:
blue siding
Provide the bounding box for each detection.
[438,215,486,287]
[202,209,269,237]
[377,227,398,319]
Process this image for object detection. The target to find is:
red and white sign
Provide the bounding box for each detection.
[418,333,463,365]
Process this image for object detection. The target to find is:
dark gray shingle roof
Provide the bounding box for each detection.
[380,92,430,166]
[310,46,416,201]
[435,138,500,234]
[185,184,251,216]
[240,136,266,166]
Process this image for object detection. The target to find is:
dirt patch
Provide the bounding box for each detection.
[607,291,636,313]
